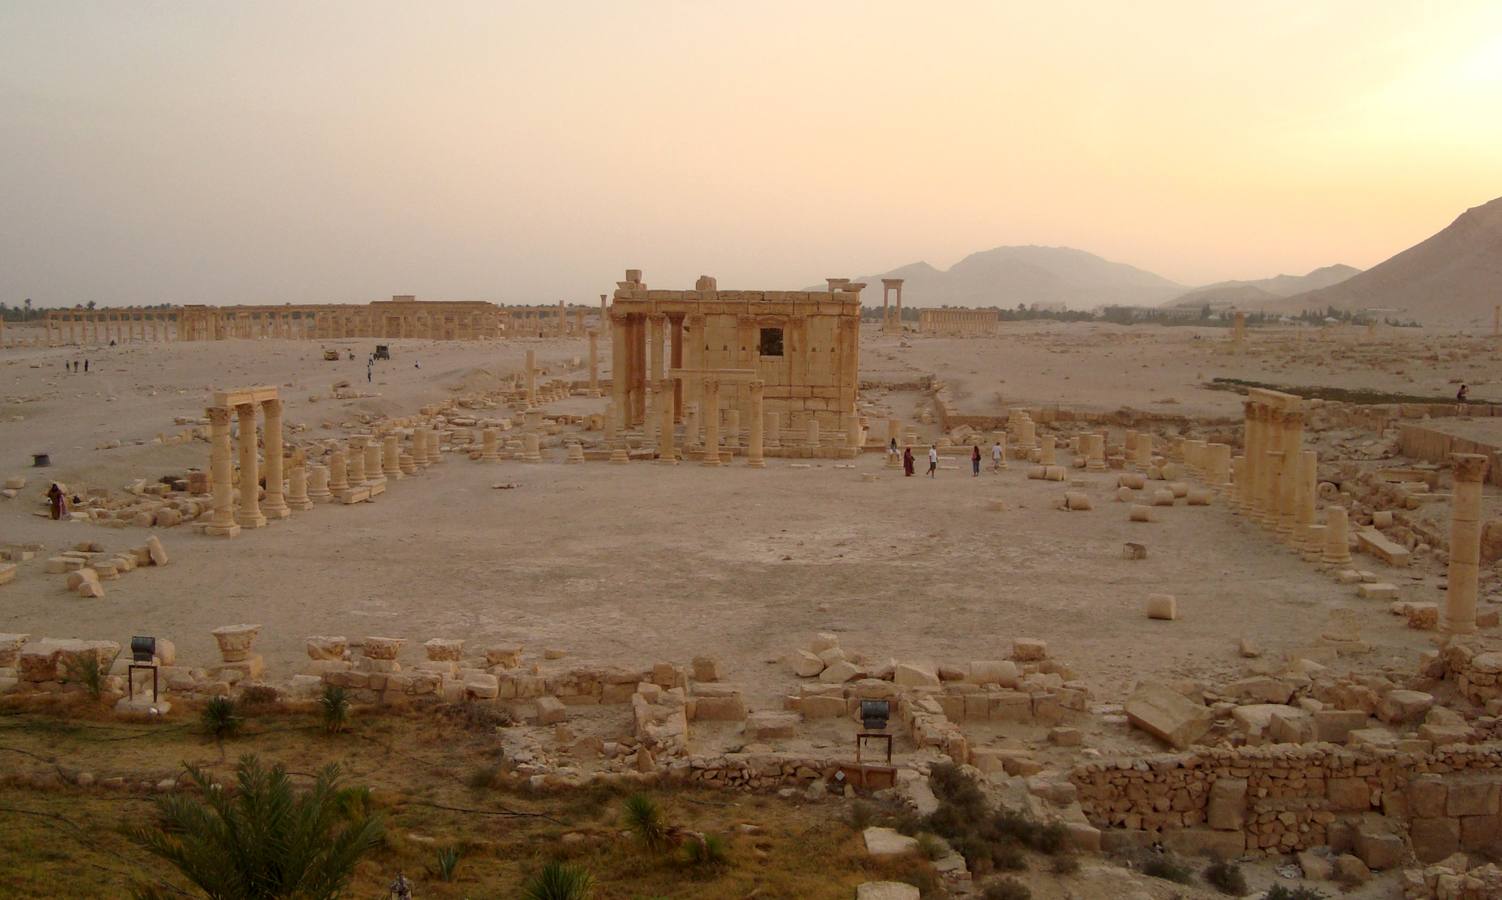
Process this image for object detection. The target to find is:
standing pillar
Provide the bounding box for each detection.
[1208,443,1232,494]
[481,428,500,461]
[1295,449,1318,553]
[1263,449,1283,532]
[1257,405,1282,527]
[525,349,537,407]
[1135,433,1152,469]
[347,438,368,486]
[1277,408,1304,541]
[286,464,314,511]
[1323,506,1352,565]
[205,407,240,537]
[701,379,721,466]
[658,380,677,464]
[410,429,428,467]
[1233,311,1246,350]
[260,399,289,519]
[364,441,386,489]
[327,451,349,497]
[588,330,600,394]
[1443,454,1490,635]
[609,313,628,430]
[427,427,443,464]
[747,380,765,468]
[234,403,266,528]
[1238,402,1259,514]
[521,432,542,462]
[307,464,332,503]
[382,434,402,478]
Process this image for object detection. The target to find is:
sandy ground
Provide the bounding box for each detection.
[0,322,1470,712]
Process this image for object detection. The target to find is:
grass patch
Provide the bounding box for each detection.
[1204,857,1247,895]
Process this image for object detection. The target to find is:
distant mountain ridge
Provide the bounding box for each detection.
[1163,264,1361,309]
[829,245,1185,309]
[1272,197,1502,324]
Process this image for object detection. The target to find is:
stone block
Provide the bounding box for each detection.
[1354,819,1405,870]
[306,636,347,660]
[464,673,499,700]
[1145,593,1177,620]
[1377,689,1434,724]
[862,827,918,857]
[893,662,939,687]
[856,883,920,900]
[1012,638,1047,661]
[744,711,798,740]
[535,695,566,725]
[1409,775,1449,818]
[1125,682,1212,749]
[692,695,746,721]
[1327,777,1374,812]
[691,656,719,682]
[1207,777,1247,831]
[968,660,1019,686]
[819,660,860,683]
[1315,709,1369,743]
[1409,817,1460,864]
[423,638,464,661]
[800,694,847,719]
[1446,780,1500,817]
[1460,814,1501,851]
[1357,581,1398,600]
[1160,827,1244,858]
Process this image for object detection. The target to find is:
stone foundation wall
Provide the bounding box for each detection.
[1071,743,1502,862]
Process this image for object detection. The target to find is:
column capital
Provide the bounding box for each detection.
[234,402,257,417]
[1453,453,1490,483]
[262,397,283,416]
[207,406,233,427]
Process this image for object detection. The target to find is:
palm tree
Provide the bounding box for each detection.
[129,754,384,899]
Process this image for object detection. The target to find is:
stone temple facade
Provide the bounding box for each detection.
[609,270,863,445]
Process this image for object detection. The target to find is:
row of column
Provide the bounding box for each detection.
[1235,392,1490,636]
[45,311,179,345]
[919,309,999,336]
[205,400,443,537]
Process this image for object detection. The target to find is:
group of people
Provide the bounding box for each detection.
[888,438,1005,477]
[62,359,89,373]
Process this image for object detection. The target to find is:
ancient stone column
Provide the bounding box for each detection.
[307,463,333,503]
[525,349,537,407]
[426,428,443,464]
[287,465,313,511]
[1231,456,1246,508]
[723,408,740,450]
[1277,408,1304,541]
[347,438,367,486]
[327,451,349,495]
[1040,435,1056,466]
[1238,402,1260,515]
[205,406,240,537]
[604,402,619,445]
[364,442,385,488]
[1262,449,1283,532]
[1323,505,1352,564]
[701,380,721,466]
[408,429,426,467]
[481,428,500,461]
[1135,433,1152,469]
[747,380,765,468]
[1087,433,1107,470]
[1296,449,1318,553]
[234,403,266,528]
[522,432,541,462]
[261,399,289,519]
[610,313,628,426]
[382,434,402,478]
[1443,453,1490,635]
[588,330,599,393]
[658,382,677,464]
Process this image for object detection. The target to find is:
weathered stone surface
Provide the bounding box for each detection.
[856,884,919,900]
[535,695,566,725]
[1125,682,1212,749]
[893,662,939,688]
[1144,593,1177,620]
[744,711,798,740]
[862,827,918,857]
[1377,689,1434,724]
[1410,816,1460,864]
[1207,777,1247,831]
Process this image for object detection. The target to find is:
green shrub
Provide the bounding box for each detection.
[847,799,877,831]
[916,832,946,861]
[320,684,351,734]
[200,696,241,741]
[622,794,668,852]
[431,845,461,882]
[681,833,729,869]
[521,860,594,900]
[63,649,116,701]
[1204,858,1247,895]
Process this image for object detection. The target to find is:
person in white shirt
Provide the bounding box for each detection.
[991,441,1003,471]
[927,445,938,478]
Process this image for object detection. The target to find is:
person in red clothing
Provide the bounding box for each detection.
[902,446,915,477]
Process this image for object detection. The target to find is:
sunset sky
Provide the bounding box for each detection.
[2,2,1500,306]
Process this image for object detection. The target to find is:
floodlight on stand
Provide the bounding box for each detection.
[131,636,157,664]
[859,699,890,731]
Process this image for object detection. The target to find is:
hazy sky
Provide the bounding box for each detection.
[3,2,1501,307]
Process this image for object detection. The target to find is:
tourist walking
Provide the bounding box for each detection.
[992,440,1003,470]
[927,445,938,478]
[902,447,914,477]
[888,436,898,463]
[46,483,68,520]
[1458,384,1469,403]
[971,444,981,476]
[83,359,89,373]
